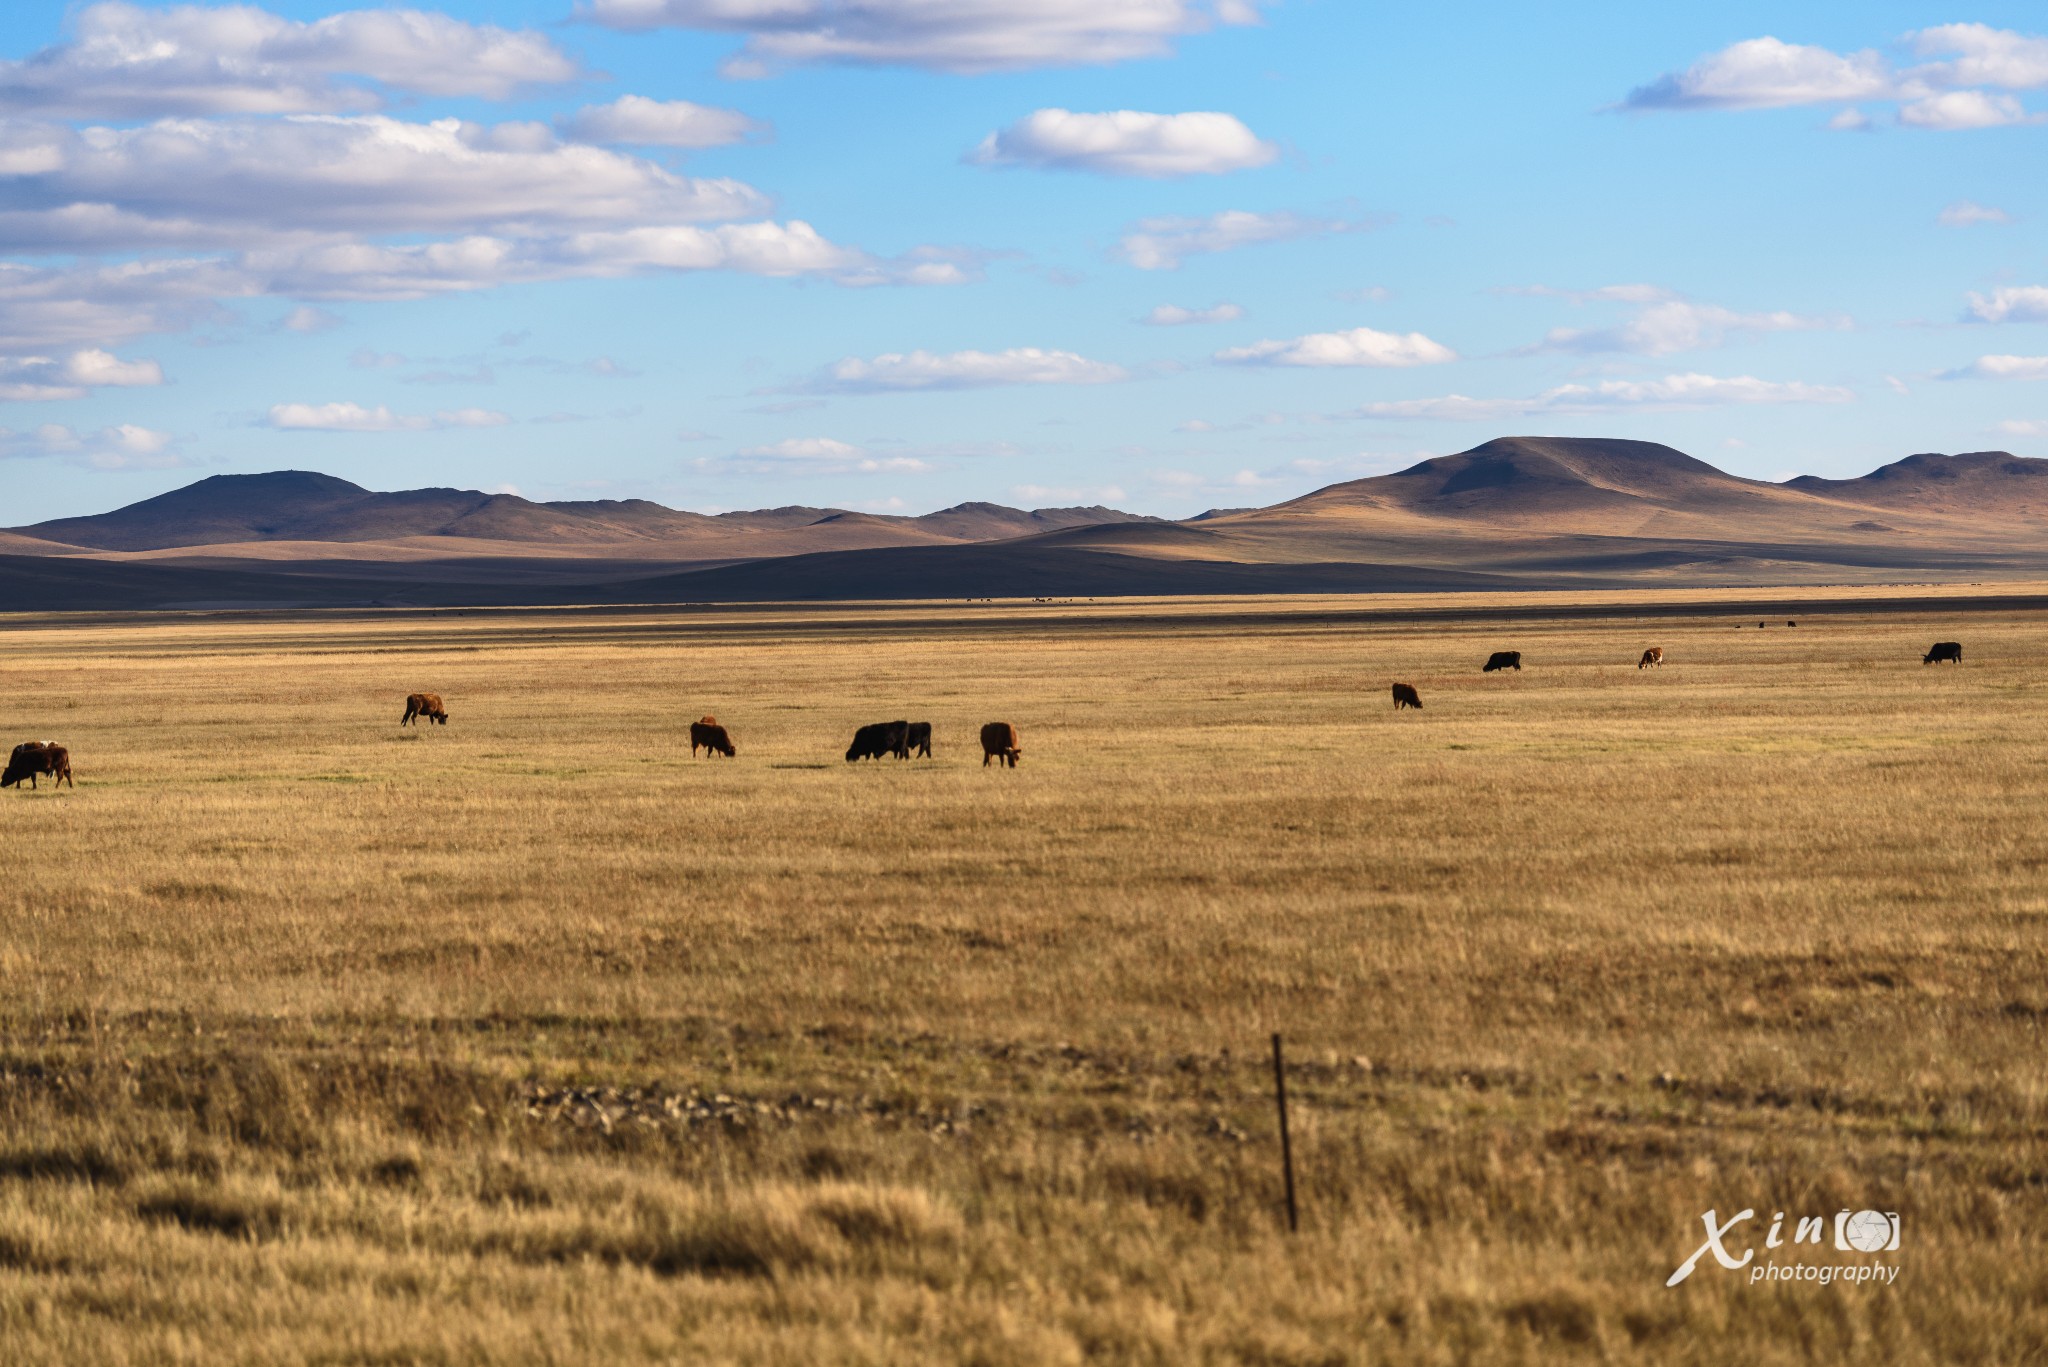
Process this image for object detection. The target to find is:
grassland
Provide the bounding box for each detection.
[2,592,2045,1364]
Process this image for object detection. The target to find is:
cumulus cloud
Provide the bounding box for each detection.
[0,348,165,401]
[265,401,510,431]
[810,347,1129,393]
[0,116,770,254]
[1943,355,2048,381]
[1621,24,2048,128]
[0,420,180,468]
[1526,292,1846,357]
[1898,90,2041,129]
[1217,326,1457,368]
[1118,210,1381,270]
[1623,36,1894,111]
[0,3,581,118]
[561,95,765,148]
[1144,302,1243,326]
[1966,287,2048,324]
[1940,200,2014,226]
[970,109,1274,177]
[1346,373,1854,420]
[579,0,1265,74]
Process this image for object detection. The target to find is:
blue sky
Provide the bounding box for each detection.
[3,1,2045,523]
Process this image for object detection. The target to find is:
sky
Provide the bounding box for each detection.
[2,1,2046,524]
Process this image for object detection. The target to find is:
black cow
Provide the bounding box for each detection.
[1391,683,1422,710]
[1482,651,1522,672]
[1923,641,1963,665]
[905,721,932,758]
[3,741,70,790]
[846,721,910,762]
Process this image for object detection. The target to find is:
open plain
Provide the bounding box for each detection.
[2,591,2046,1364]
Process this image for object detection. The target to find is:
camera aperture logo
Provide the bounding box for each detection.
[1667,1207,1901,1288]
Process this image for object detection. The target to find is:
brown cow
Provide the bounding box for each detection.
[1639,647,1664,670]
[2,741,70,789]
[691,719,736,757]
[1391,683,1422,710]
[980,722,1021,768]
[402,693,447,726]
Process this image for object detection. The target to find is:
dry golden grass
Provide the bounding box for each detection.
[2,593,2045,1364]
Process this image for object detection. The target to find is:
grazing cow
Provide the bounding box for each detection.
[846,721,910,762]
[402,693,447,726]
[690,719,736,758]
[980,722,1021,768]
[1924,641,1963,665]
[1787,621,1797,628]
[1639,647,1664,670]
[2,741,69,790]
[1391,683,1423,710]
[905,721,932,759]
[1482,651,1522,673]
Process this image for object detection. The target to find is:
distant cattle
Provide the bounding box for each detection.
[1787,621,1797,628]
[691,718,736,758]
[1924,641,1963,665]
[1482,651,1522,673]
[980,722,1021,768]
[1391,683,1422,710]
[846,721,909,762]
[1638,647,1664,670]
[905,721,932,758]
[2,741,70,790]
[402,693,447,726]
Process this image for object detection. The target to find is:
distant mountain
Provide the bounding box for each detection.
[13,472,1156,556]
[8,439,2048,610]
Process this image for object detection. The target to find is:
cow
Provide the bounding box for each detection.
[1482,651,1522,672]
[1924,641,1963,665]
[402,693,448,726]
[2,741,69,790]
[905,721,932,759]
[691,718,736,758]
[846,721,909,762]
[980,722,1021,767]
[1639,647,1664,670]
[1391,683,1422,710]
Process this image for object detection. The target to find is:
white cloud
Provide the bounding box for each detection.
[971,109,1274,177]
[580,0,1265,74]
[0,116,769,254]
[1623,36,1894,111]
[1620,25,2048,129]
[1217,326,1457,368]
[1347,372,1854,420]
[1529,294,1845,357]
[720,436,932,475]
[1898,90,2041,130]
[561,96,765,148]
[1910,23,2048,91]
[1826,108,1874,131]
[265,401,510,431]
[1940,200,2014,227]
[1944,355,2048,381]
[0,420,180,468]
[0,3,581,118]
[1117,209,1380,270]
[280,304,342,332]
[1144,302,1244,326]
[1012,483,1129,504]
[1966,287,2048,324]
[811,347,1129,393]
[0,348,164,401]
[1997,419,2048,436]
